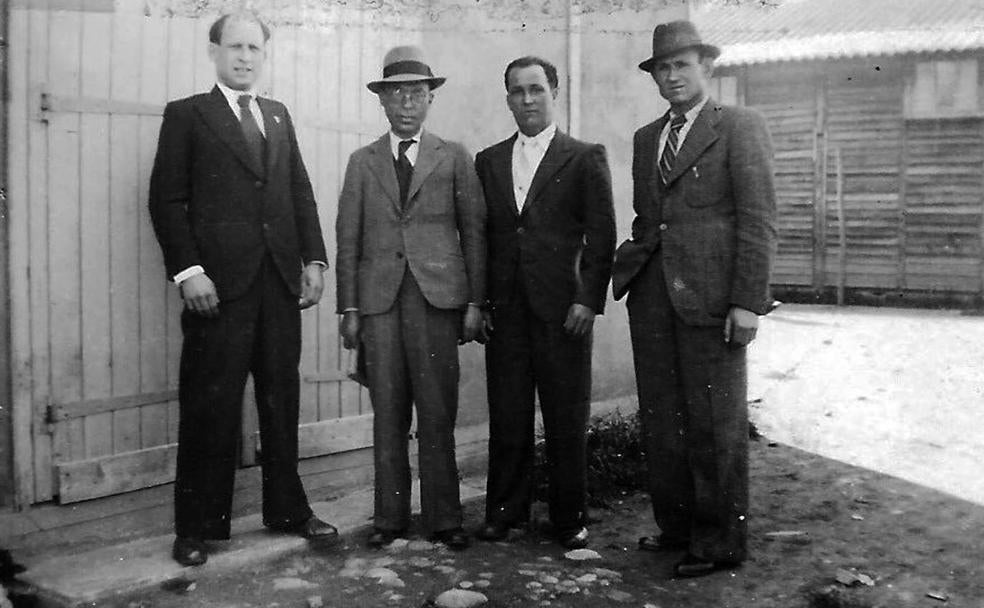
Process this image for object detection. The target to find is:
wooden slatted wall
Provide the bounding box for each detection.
[8,3,419,505]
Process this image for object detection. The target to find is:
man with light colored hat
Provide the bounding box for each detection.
[611,20,777,577]
[336,45,485,551]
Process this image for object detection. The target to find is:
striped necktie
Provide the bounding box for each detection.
[659,114,687,185]
[396,139,416,208]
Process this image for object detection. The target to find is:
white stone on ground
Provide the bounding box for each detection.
[272,578,317,590]
[306,596,323,608]
[433,588,489,608]
[563,549,601,560]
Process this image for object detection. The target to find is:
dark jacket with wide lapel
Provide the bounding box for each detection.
[611,100,777,325]
[335,131,486,315]
[149,86,327,301]
[476,130,616,322]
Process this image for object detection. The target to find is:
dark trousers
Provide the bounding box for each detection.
[627,252,749,563]
[174,257,311,539]
[484,288,591,532]
[362,271,462,534]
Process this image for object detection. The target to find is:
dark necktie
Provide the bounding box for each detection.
[237,94,265,171]
[395,139,415,208]
[658,114,687,184]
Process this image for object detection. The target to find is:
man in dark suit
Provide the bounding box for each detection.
[611,21,777,577]
[474,56,616,549]
[336,46,485,551]
[149,12,338,567]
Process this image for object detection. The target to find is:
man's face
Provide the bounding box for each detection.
[506,64,557,137]
[379,82,433,138]
[651,48,712,112]
[209,18,267,91]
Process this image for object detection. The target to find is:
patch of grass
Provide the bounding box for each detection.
[533,409,647,508]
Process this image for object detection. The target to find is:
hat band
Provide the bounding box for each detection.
[383,60,434,79]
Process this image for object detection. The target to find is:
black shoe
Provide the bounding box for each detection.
[431,528,470,551]
[475,521,510,542]
[367,527,406,549]
[557,526,589,549]
[638,535,689,553]
[279,516,340,544]
[673,553,740,578]
[172,536,207,567]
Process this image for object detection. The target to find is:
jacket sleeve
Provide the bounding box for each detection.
[148,101,200,280]
[575,143,617,314]
[727,108,778,315]
[453,143,487,306]
[285,107,328,266]
[335,152,364,313]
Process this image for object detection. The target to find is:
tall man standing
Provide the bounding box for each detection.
[336,46,485,551]
[149,12,338,567]
[475,57,616,549]
[611,21,777,577]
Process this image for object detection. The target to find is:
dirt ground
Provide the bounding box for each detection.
[98,305,984,607]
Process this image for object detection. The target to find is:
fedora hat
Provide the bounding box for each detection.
[367,45,446,93]
[638,20,720,73]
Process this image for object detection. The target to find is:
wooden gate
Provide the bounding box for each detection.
[7,2,417,506]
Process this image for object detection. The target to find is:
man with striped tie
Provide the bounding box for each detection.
[610,20,777,577]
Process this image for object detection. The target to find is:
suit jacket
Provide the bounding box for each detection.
[611,100,777,325]
[149,86,327,300]
[475,131,616,322]
[335,132,486,315]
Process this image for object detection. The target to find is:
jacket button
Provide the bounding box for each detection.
[659,223,668,231]
[262,223,270,231]
[396,252,404,259]
[517,227,525,235]
[254,181,264,189]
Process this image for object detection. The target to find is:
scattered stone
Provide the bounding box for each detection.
[576,573,598,584]
[365,567,404,587]
[835,568,875,587]
[926,591,949,602]
[473,580,491,588]
[478,572,494,579]
[564,549,601,561]
[409,556,435,568]
[408,540,436,551]
[644,604,663,608]
[387,594,403,602]
[386,538,410,551]
[435,565,457,574]
[186,583,197,592]
[343,557,367,570]
[433,588,489,608]
[306,596,323,608]
[555,582,579,595]
[518,569,538,576]
[606,589,634,603]
[537,556,554,562]
[593,567,621,579]
[850,514,865,521]
[272,578,317,591]
[371,556,396,567]
[764,530,808,538]
[539,575,558,584]
[338,567,362,578]
[526,582,543,590]
[458,581,474,589]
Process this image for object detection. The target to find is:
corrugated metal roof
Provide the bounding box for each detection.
[693,0,984,66]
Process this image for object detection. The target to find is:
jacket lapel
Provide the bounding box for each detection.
[366,134,401,210]
[664,101,720,187]
[493,135,519,216]
[258,97,284,176]
[405,132,444,208]
[524,130,575,213]
[648,114,669,195]
[195,86,265,179]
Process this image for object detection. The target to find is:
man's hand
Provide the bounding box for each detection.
[724,306,759,347]
[298,263,325,309]
[460,305,483,344]
[563,303,596,338]
[180,273,220,318]
[476,310,494,345]
[341,311,360,350]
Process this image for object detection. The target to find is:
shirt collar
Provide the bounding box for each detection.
[669,96,709,125]
[517,123,557,148]
[389,129,423,148]
[216,81,258,107]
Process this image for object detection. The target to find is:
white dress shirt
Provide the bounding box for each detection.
[512,122,557,211]
[657,96,709,159]
[389,129,422,166]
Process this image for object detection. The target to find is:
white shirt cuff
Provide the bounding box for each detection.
[173,265,205,284]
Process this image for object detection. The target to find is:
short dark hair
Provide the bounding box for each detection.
[504,56,559,91]
[209,12,271,45]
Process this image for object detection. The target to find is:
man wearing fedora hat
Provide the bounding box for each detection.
[336,46,485,551]
[611,21,776,577]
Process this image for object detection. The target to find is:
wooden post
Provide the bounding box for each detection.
[566,0,581,139]
[0,0,13,507]
[834,147,846,305]
[812,71,828,292]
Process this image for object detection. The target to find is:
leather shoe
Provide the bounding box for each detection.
[367,527,406,549]
[475,521,510,542]
[172,536,207,567]
[557,526,589,549]
[431,528,469,551]
[673,553,740,578]
[286,516,340,544]
[638,535,688,553]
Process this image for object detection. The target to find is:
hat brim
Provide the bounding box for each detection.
[367,75,446,93]
[638,43,720,72]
